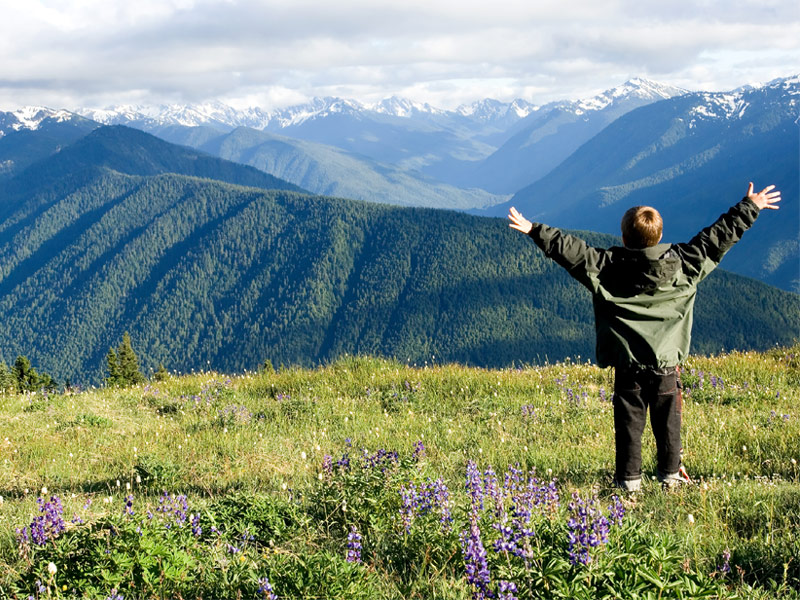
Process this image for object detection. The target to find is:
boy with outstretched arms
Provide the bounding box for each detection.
[508,183,781,491]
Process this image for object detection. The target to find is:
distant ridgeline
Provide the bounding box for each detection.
[0,126,797,384]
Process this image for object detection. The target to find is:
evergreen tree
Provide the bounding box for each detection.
[12,355,37,392]
[37,372,57,392]
[107,332,145,387]
[106,347,120,387]
[0,361,13,393]
[153,363,169,382]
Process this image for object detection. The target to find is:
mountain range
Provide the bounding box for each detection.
[0,125,797,383]
[0,75,797,292]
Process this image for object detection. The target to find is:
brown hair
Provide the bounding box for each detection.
[621,206,663,248]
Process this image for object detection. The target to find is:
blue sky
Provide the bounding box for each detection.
[0,0,797,110]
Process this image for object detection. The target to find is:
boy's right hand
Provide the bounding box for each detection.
[508,206,533,234]
[747,183,781,210]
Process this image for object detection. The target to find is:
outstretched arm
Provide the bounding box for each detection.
[677,182,780,280]
[508,206,603,290]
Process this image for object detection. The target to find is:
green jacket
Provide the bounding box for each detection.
[527,198,761,369]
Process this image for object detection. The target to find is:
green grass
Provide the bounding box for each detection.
[0,346,798,599]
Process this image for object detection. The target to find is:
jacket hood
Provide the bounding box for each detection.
[599,244,680,297]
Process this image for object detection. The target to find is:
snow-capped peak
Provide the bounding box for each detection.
[266,97,366,128]
[456,98,537,121]
[573,78,688,113]
[4,106,76,131]
[370,96,444,118]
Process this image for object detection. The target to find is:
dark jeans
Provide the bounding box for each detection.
[613,366,682,482]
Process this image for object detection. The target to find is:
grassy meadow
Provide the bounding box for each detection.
[0,346,798,599]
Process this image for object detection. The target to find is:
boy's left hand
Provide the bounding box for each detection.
[508,206,533,234]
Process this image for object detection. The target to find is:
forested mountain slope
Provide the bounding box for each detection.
[0,130,796,382]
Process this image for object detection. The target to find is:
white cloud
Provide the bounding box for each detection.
[0,0,797,110]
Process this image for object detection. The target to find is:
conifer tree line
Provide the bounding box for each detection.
[0,332,150,393]
[105,332,146,387]
[0,355,57,393]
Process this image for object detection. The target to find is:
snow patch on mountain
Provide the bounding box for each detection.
[572,78,687,114]
[5,107,75,130]
[372,96,446,118]
[456,98,538,121]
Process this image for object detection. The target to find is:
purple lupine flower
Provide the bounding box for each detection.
[191,513,202,537]
[607,495,625,525]
[483,466,501,516]
[461,521,492,599]
[398,478,452,534]
[399,483,417,532]
[718,549,731,575]
[412,440,426,460]
[599,387,607,402]
[417,481,434,515]
[322,454,333,474]
[15,526,29,547]
[258,577,278,599]
[362,448,399,471]
[157,492,190,527]
[346,525,362,563]
[430,478,453,531]
[498,580,518,600]
[28,517,48,546]
[566,493,611,565]
[123,495,134,516]
[492,520,522,557]
[105,589,123,600]
[336,451,351,471]
[504,465,523,497]
[466,461,484,513]
[18,496,67,547]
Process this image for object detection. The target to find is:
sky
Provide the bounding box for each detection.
[0,0,798,111]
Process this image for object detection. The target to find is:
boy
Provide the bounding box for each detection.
[508,183,781,491]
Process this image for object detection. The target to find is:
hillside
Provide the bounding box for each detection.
[487,78,800,292]
[157,125,507,209]
[0,127,796,383]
